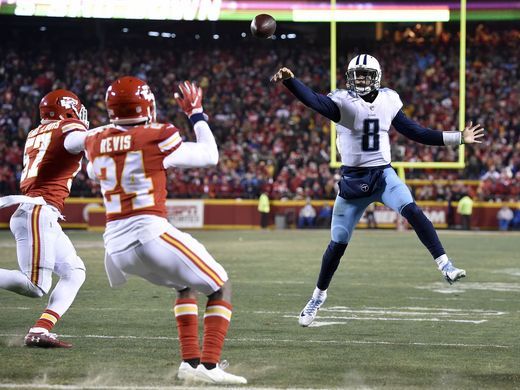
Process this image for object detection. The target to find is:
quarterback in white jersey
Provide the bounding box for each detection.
[272,54,484,327]
[330,87,402,167]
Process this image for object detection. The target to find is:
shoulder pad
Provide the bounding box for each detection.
[158,124,182,153]
[143,122,169,131]
[61,119,87,133]
[379,87,400,97]
[85,125,112,137]
[328,89,357,100]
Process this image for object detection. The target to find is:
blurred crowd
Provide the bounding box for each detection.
[0,23,518,201]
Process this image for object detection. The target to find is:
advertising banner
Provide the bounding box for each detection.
[166,199,204,228]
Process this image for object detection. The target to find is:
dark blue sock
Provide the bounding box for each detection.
[401,203,445,259]
[316,241,348,290]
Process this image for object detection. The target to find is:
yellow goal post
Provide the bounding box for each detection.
[329,0,468,182]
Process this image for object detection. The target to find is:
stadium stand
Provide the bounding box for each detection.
[0,21,518,202]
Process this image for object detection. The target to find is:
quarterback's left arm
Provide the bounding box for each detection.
[392,110,485,146]
[271,67,341,122]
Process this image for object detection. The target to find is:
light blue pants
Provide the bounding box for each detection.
[331,167,414,244]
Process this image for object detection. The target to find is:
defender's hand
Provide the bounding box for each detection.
[174,81,203,117]
[462,122,485,144]
[270,67,294,83]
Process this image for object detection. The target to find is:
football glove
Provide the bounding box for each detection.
[174,81,203,118]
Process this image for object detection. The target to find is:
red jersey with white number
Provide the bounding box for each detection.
[85,122,182,222]
[20,119,86,212]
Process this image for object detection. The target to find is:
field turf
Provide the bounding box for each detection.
[0,229,519,389]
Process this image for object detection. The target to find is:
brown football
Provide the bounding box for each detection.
[251,14,276,39]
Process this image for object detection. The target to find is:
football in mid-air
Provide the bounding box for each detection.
[251,14,276,39]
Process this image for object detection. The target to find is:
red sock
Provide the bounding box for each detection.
[33,309,60,332]
[201,300,232,364]
[174,298,200,361]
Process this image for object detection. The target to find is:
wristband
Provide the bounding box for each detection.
[442,131,462,147]
[189,113,206,125]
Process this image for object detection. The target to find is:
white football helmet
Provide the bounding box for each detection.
[346,54,382,96]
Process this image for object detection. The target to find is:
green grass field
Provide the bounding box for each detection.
[0,229,519,389]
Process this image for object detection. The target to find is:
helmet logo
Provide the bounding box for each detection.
[59,96,78,109]
[360,184,369,192]
[140,85,154,101]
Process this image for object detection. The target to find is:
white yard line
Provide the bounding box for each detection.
[1,306,505,324]
[2,306,505,320]
[286,315,488,324]
[255,306,504,324]
[0,385,316,390]
[0,386,177,390]
[0,333,511,349]
[417,282,520,293]
[262,308,505,317]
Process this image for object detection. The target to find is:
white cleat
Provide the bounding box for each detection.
[193,362,247,385]
[177,361,198,381]
[442,262,466,285]
[299,293,327,327]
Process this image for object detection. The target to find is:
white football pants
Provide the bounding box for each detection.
[106,224,228,296]
[0,203,85,315]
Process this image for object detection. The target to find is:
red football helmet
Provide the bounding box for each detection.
[39,89,89,127]
[105,76,156,125]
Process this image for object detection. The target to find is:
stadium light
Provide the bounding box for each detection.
[293,8,450,22]
[3,1,517,21]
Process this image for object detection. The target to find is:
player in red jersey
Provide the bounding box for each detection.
[0,90,89,348]
[84,76,246,385]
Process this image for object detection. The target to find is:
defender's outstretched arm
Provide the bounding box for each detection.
[164,81,218,168]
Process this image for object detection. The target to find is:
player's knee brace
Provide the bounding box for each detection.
[331,225,350,244]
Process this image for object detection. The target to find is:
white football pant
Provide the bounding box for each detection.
[105,224,228,296]
[0,203,85,316]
